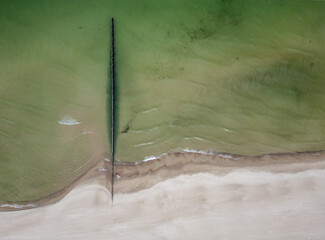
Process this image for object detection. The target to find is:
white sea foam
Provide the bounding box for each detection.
[184,137,205,141]
[143,156,158,162]
[73,129,93,139]
[134,130,144,133]
[134,142,154,147]
[183,148,215,155]
[287,48,312,56]
[132,126,160,134]
[140,149,239,163]
[141,108,157,114]
[142,152,170,162]
[142,149,215,163]
[81,129,93,135]
[223,128,233,132]
[0,203,37,209]
[58,115,80,125]
[218,153,233,159]
[183,148,237,159]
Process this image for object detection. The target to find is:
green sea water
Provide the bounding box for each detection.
[1,0,325,202]
[116,0,325,161]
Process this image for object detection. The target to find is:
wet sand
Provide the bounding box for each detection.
[1,151,325,211]
[1,152,325,239]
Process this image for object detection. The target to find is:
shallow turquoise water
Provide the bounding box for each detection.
[0,0,325,202]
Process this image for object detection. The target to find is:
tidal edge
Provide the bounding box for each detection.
[1,150,325,211]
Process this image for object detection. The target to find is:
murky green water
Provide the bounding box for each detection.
[0,0,111,202]
[1,0,325,202]
[116,0,325,161]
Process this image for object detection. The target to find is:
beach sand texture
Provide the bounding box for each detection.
[1,153,325,239]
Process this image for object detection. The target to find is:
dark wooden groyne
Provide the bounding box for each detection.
[110,17,116,203]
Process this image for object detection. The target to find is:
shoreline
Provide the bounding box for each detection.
[1,150,325,211]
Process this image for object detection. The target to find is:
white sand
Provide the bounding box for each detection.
[1,168,325,239]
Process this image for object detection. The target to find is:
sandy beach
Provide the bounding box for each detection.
[1,152,325,239]
[1,1,325,239]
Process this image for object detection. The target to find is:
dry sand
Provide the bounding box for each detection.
[1,152,325,239]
